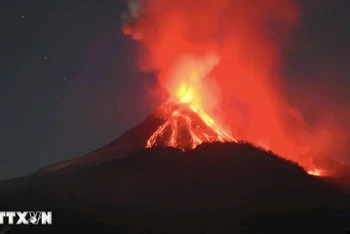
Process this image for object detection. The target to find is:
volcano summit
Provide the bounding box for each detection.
[145,102,236,150]
[38,102,235,173]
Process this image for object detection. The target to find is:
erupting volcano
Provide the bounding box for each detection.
[145,102,236,151]
[144,55,236,151]
[120,0,342,178]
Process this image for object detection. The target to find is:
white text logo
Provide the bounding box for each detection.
[0,211,52,225]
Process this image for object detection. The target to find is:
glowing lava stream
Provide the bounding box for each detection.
[146,85,236,150]
[146,103,236,150]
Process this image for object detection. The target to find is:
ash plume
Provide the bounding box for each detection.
[121,0,349,174]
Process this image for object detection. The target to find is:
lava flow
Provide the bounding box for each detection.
[146,87,236,151]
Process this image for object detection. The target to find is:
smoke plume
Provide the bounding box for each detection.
[122,0,349,174]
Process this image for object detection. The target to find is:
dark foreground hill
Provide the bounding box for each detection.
[0,142,350,234]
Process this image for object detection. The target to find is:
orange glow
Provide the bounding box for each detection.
[122,0,348,177]
[146,79,236,150]
[144,53,236,150]
[177,84,195,104]
[307,169,322,177]
[145,102,236,150]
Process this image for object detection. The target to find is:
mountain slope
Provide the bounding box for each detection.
[38,105,165,173]
[39,102,235,173]
[0,145,349,209]
[1,143,350,233]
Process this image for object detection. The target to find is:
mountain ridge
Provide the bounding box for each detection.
[1,142,350,233]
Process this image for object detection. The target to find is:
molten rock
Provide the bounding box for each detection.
[146,102,235,150]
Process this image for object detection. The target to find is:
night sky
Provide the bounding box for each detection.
[1,1,349,180]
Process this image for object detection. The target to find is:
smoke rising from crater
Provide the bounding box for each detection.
[122,0,349,173]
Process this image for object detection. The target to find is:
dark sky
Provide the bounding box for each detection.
[1,0,349,180]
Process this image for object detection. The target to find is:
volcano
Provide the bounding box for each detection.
[39,102,235,173]
[1,102,350,233]
[145,102,235,150]
[1,107,350,233]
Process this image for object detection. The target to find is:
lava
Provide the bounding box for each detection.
[146,89,236,150]
[307,169,322,177]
